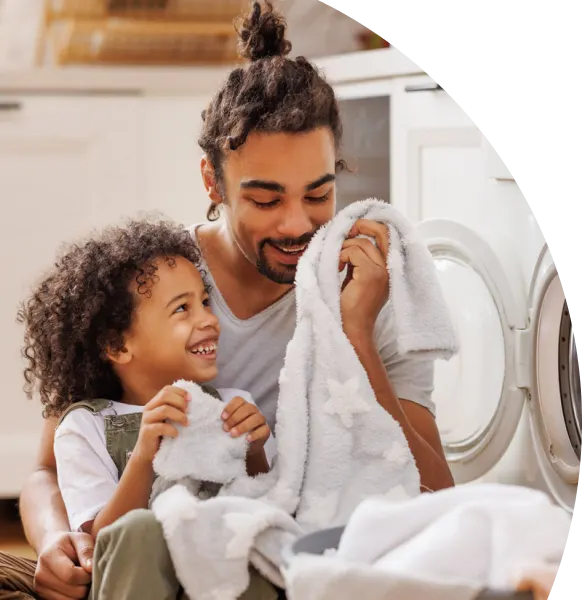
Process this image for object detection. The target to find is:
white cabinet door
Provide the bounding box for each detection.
[143,97,212,227]
[390,76,488,227]
[0,96,143,496]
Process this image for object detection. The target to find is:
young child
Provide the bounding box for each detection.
[19,219,273,541]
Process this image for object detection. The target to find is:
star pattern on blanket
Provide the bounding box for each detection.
[323,377,371,428]
[223,512,261,559]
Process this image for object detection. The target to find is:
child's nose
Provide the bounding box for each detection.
[196,309,219,331]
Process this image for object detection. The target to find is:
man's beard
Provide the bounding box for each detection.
[255,229,319,284]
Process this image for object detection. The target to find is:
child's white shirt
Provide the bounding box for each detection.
[54,387,276,531]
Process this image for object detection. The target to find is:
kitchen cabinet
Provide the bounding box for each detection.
[390,75,488,225]
[0,96,144,496]
[390,75,519,225]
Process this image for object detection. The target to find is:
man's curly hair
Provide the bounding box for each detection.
[18,219,202,418]
[198,1,345,220]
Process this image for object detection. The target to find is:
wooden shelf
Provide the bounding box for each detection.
[47,0,246,21]
[48,18,240,66]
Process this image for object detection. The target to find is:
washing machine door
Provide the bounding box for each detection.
[526,245,579,511]
[418,219,526,483]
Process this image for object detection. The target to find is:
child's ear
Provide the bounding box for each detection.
[105,345,132,366]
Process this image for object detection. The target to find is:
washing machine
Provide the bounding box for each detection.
[417,182,580,512]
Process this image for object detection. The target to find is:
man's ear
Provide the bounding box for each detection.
[201,157,223,205]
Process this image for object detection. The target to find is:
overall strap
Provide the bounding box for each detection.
[56,398,111,429]
[200,384,221,401]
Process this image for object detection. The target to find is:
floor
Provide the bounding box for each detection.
[0,499,35,559]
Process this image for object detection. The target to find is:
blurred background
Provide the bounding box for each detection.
[0,0,395,560]
[0,0,389,68]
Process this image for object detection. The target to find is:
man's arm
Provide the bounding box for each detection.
[339,218,454,492]
[19,418,70,550]
[347,331,454,491]
[19,417,93,600]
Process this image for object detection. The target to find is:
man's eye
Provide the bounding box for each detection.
[251,198,281,209]
[305,192,330,204]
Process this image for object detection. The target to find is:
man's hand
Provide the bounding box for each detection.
[339,219,390,339]
[34,531,93,600]
[221,396,271,455]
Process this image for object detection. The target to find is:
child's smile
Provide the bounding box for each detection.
[187,337,218,361]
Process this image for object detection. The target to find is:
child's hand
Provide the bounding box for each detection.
[133,386,190,462]
[221,396,270,455]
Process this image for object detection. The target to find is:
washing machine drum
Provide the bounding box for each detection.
[560,307,581,460]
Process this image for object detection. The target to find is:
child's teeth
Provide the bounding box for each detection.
[192,342,216,354]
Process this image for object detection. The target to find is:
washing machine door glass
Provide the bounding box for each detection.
[528,245,579,511]
[560,306,581,459]
[432,257,505,446]
[418,219,525,483]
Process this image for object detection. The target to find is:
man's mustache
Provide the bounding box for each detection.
[259,230,319,251]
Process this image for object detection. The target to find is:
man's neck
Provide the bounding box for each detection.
[197,222,294,320]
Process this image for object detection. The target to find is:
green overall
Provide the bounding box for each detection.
[56,391,280,600]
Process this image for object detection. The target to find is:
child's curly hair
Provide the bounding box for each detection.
[18,219,202,418]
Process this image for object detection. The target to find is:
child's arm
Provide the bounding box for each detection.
[246,447,270,476]
[89,452,155,537]
[90,386,189,538]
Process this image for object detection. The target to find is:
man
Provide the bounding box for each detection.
[0,2,453,598]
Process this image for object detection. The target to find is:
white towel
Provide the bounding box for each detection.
[284,484,571,600]
[332,199,458,358]
[151,199,458,599]
[152,380,248,485]
[261,198,457,527]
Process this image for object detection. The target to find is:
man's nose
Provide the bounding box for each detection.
[277,201,313,239]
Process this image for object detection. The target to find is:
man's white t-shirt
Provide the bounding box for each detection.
[55,388,275,532]
[192,226,436,432]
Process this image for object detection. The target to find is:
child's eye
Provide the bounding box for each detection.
[174,303,188,313]
[202,298,211,308]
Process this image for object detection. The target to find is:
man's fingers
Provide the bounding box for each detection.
[342,237,385,268]
[67,533,94,576]
[339,246,370,272]
[35,560,89,598]
[348,219,390,260]
[34,584,86,600]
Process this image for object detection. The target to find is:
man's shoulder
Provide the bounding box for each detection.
[187,222,201,239]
